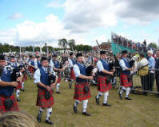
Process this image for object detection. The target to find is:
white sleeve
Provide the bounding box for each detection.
[97,60,104,72]
[73,64,80,77]
[34,59,38,69]
[34,69,41,84]
[119,59,128,71]
[50,60,54,68]
[68,59,73,67]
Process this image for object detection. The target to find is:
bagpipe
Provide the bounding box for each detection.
[45,66,56,100]
[11,66,22,82]
[47,66,56,86]
[129,59,135,68]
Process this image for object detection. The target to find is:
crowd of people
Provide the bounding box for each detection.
[0,49,159,126]
[112,33,148,52]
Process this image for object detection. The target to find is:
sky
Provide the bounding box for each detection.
[0,0,159,47]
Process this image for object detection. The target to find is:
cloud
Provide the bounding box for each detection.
[47,1,64,8]
[8,13,24,20]
[63,0,119,33]
[1,0,159,46]
[0,14,70,47]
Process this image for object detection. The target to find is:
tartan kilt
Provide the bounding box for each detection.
[97,76,112,92]
[0,94,19,114]
[74,82,91,101]
[120,73,132,87]
[28,66,35,74]
[22,74,27,81]
[70,68,75,80]
[36,88,54,108]
[16,82,22,90]
[57,73,61,83]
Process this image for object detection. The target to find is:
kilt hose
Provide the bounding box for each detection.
[57,73,61,83]
[0,94,19,114]
[97,76,112,92]
[16,82,22,90]
[36,88,54,108]
[74,82,91,101]
[70,68,75,80]
[22,74,27,81]
[120,73,132,87]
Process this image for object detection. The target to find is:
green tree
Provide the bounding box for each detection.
[58,38,68,52]
[148,43,157,49]
[68,39,76,51]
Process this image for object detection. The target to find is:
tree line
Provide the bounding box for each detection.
[0,38,92,53]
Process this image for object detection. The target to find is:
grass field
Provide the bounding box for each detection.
[18,78,159,127]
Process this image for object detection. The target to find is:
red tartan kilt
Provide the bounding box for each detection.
[36,88,54,108]
[120,73,132,87]
[16,82,22,90]
[74,82,91,101]
[97,76,112,92]
[28,66,35,74]
[22,74,27,81]
[70,69,75,80]
[57,74,61,83]
[0,94,19,114]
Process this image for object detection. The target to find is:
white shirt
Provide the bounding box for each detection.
[119,59,128,71]
[68,58,73,68]
[49,59,55,69]
[34,66,56,84]
[97,60,104,72]
[137,58,148,69]
[73,64,81,77]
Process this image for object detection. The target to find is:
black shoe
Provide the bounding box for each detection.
[82,112,91,116]
[21,89,24,92]
[45,119,54,125]
[69,83,72,89]
[95,96,100,105]
[102,103,111,107]
[119,92,123,100]
[73,106,78,113]
[17,98,21,102]
[37,113,42,123]
[56,91,60,94]
[125,97,132,100]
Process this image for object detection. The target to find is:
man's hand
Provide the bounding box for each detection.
[10,82,18,87]
[109,72,114,76]
[87,76,93,80]
[17,77,22,82]
[128,68,132,71]
[46,86,51,91]
[50,83,56,89]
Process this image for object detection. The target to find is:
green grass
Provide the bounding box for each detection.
[18,78,159,127]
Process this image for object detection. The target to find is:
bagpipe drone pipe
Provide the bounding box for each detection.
[0,65,4,77]
[47,66,56,85]
[11,66,21,81]
[45,66,56,100]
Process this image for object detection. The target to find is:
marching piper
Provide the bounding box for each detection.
[0,55,19,114]
[34,57,57,125]
[119,50,133,100]
[95,51,114,106]
[73,53,93,116]
[51,54,65,94]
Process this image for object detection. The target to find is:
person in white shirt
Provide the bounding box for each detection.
[95,51,114,106]
[68,52,76,88]
[73,53,93,116]
[34,57,57,125]
[119,50,133,100]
